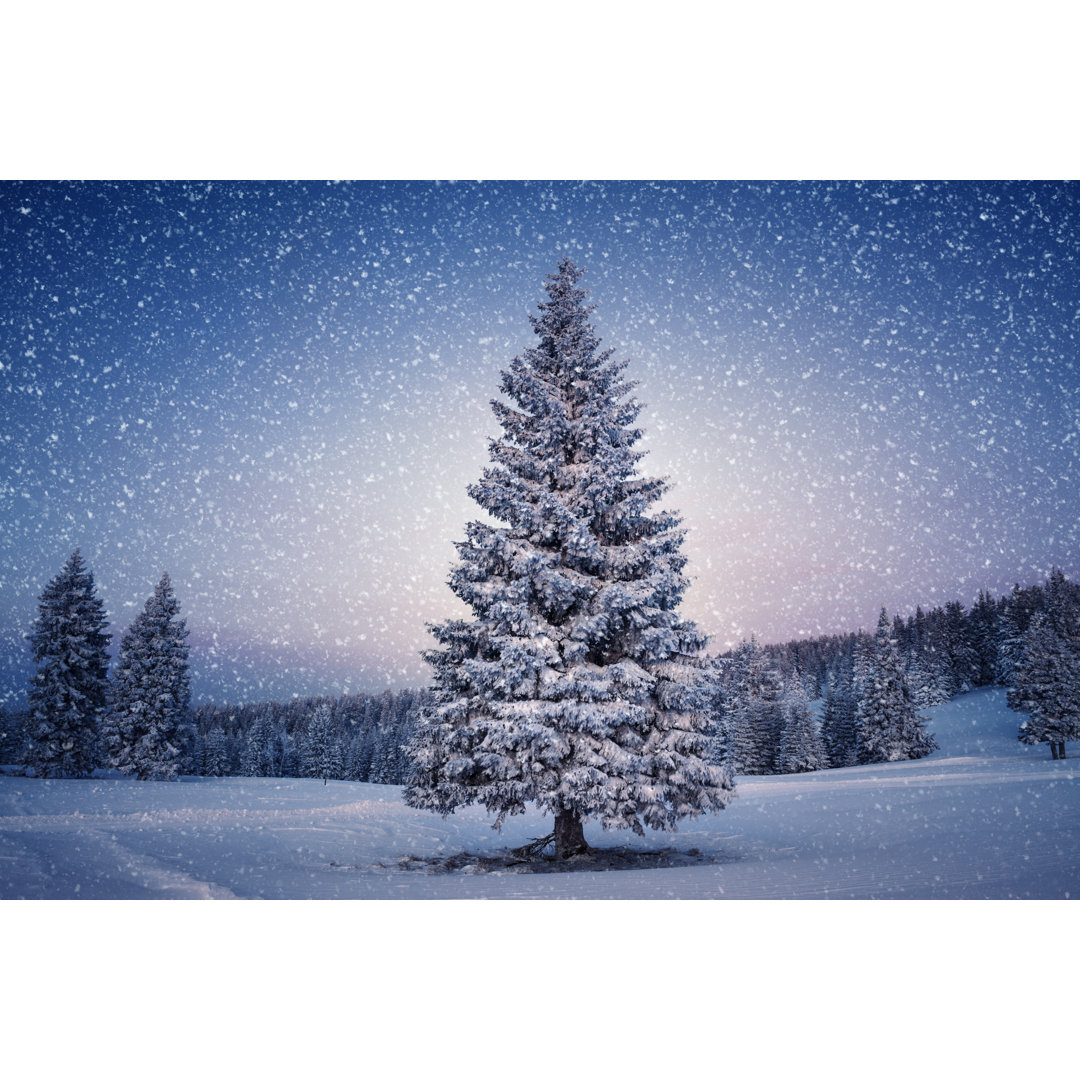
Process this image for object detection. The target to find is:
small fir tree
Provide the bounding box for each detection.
[940,600,978,695]
[968,591,1000,687]
[405,259,734,857]
[26,549,111,778]
[103,572,191,781]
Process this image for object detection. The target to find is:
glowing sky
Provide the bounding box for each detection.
[1,180,1078,704]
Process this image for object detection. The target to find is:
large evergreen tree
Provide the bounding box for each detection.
[405,259,734,857]
[26,549,111,778]
[103,572,191,781]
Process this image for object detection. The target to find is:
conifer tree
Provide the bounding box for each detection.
[820,661,859,768]
[302,703,343,783]
[857,608,938,763]
[777,679,828,773]
[202,726,231,777]
[940,600,978,694]
[405,259,733,857]
[721,637,784,774]
[26,549,111,778]
[1009,571,1080,759]
[968,591,1000,687]
[103,572,191,781]
[243,712,277,777]
[995,584,1038,687]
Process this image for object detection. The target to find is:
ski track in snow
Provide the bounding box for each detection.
[1,687,1077,899]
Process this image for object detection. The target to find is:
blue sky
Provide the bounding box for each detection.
[2,180,1078,703]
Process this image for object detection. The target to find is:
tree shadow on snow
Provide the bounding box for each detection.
[334,843,740,876]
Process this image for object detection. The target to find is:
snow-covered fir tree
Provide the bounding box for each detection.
[968,590,1000,687]
[1009,570,1080,759]
[102,572,191,781]
[202,726,231,777]
[820,662,859,768]
[243,712,277,777]
[405,259,734,858]
[777,678,828,773]
[938,600,979,695]
[26,549,111,778]
[995,584,1038,687]
[0,706,29,767]
[302,703,343,783]
[857,608,937,764]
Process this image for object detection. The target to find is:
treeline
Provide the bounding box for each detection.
[756,590,1004,697]
[3,550,1075,782]
[1,676,430,787]
[713,569,1080,771]
[189,687,429,784]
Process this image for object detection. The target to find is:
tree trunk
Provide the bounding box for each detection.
[554,810,589,859]
[1051,741,1060,760]
[1058,741,1066,760]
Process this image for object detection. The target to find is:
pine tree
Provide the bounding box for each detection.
[279,727,300,778]
[0,706,29,767]
[722,637,785,774]
[405,259,734,857]
[857,608,937,764]
[302,703,343,783]
[777,678,828,773]
[940,600,978,694]
[26,549,111,778]
[202,726,231,776]
[243,711,277,777]
[820,660,859,768]
[1009,571,1080,759]
[995,584,1038,687]
[968,591,1000,687]
[103,572,191,781]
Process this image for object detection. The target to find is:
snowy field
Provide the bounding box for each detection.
[1,686,1077,900]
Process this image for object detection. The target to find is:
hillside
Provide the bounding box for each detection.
[1,686,1076,900]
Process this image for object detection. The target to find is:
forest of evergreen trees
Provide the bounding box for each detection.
[188,686,429,784]
[2,566,1077,782]
[713,570,1080,771]
[0,666,427,787]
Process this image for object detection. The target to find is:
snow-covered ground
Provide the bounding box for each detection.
[2,686,1077,899]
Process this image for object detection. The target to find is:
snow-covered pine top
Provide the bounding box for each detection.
[27,548,110,702]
